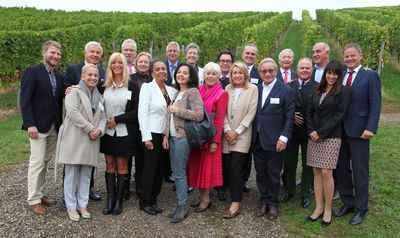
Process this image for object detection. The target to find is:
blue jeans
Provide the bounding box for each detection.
[169,136,191,206]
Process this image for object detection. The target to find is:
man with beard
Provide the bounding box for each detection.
[20,41,64,215]
[121,39,137,75]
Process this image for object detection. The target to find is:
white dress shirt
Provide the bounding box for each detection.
[342,65,362,87]
[103,82,128,137]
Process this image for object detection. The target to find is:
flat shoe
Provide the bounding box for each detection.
[68,210,80,222]
[321,219,331,228]
[78,208,91,219]
[223,209,240,219]
[195,202,211,212]
[307,212,324,222]
[190,201,200,208]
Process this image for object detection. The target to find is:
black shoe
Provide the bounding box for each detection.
[140,205,158,215]
[302,197,310,208]
[281,192,294,203]
[62,196,65,204]
[307,212,324,222]
[217,190,227,201]
[188,187,194,193]
[333,205,355,217]
[171,185,176,191]
[164,175,175,183]
[321,219,332,228]
[242,182,250,193]
[89,190,101,201]
[349,211,366,225]
[112,174,128,215]
[103,172,115,215]
[152,204,163,213]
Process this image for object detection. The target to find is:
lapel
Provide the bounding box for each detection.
[152,80,165,102]
[77,88,94,122]
[351,67,364,89]
[39,63,55,97]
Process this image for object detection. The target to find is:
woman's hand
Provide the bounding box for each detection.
[208,142,218,153]
[144,140,154,150]
[65,86,72,95]
[309,131,320,142]
[224,130,238,145]
[168,106,179,114]
[89,129,101,140]
[107,116,116,129]
[162,135,169,150]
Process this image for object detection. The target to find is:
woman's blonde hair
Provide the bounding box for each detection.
[228,61,250,89]
[134,52,152,73]
[81,63,98,76]
[104,52,129,87]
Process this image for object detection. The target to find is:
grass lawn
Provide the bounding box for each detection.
[0,88,18,110]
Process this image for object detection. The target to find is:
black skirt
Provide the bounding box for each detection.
[100,133,136,157]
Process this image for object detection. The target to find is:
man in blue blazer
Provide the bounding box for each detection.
[333,43,381,225]
[252,58,295,220]
[165,41,180,87]
[64,41,105,94]
[20,41,64,215]
[63,41,105,201]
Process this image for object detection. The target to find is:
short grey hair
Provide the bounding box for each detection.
[166,41,180,51]
[121,39,137,51]
[244,43,258,54]
[297,57,313,68]
[185,42,200,56]
[343,43,362,54]
[85,41,103,55]
[203,62,221,77]
[259,58,277,70]
[315,42,330,52]
[278,48,294,59]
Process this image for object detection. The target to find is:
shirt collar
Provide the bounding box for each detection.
[42,61,55,74]
[262,78,277,89]
[168,60,178,67]
[314,64,326,70]
[280,68,290,74]
[347,65,362,74]
[298,78,310,85]
[248,64,254,72]
[112,81,124,88]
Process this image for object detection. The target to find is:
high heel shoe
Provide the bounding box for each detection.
[195,201,211,212]
[307,212,324,222]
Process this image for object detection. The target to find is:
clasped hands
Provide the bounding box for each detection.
[224,130,238,145]
[89,129,101,140]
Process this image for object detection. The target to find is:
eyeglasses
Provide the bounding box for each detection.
[219,60,232,64]
[259,69,276,74]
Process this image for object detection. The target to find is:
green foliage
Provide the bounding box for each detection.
[300,10,324,56]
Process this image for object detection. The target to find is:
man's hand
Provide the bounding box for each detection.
[276,140,286,152]
[28,126,39,139]
[65,86,72,95]
[361,130,374,139]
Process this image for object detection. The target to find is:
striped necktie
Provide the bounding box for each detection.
[346,71,354,88]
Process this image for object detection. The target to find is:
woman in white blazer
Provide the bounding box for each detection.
[138,60,176,215]
[55,64,106,222]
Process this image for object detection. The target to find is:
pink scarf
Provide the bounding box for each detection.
[199,83,223,116]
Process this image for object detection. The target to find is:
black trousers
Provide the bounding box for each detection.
[337,134,370,211]
[253,134,285,206]
[219,153,231,190]
[227,151,248,202]
[139,133,167,207]
[242,152,252,183]
[127,131,144,190]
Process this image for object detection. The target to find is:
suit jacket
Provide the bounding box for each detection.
[165,60,180,86]
[20,62,64,133]
[219,75,230,89]
[276,68,298,83]
[64,61,106,94]
[343,67,381,138]
[306,87,350,139]
[222,84,258,153]
[252,79,295,151]
[249,65,261,85]
[288,79,318,140]
[138,80,177,141]
[55,85,106,167]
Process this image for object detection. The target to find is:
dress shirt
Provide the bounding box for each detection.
[342,65,362,87]
[43,62,56,96]
[280,68,291,82]
[298,78,310,85]
[260,78,288,143]
[314,65,326,83]
[127,64,136,75]
[103,82,128,137]
[168,60,179,80]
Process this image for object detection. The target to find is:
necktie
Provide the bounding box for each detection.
[171,64,176,78]
[284,70,288,83]
[298,81,305,105]
[128,65,133,75]
[346,71,354,88]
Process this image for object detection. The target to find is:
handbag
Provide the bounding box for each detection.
[184,91,217,148]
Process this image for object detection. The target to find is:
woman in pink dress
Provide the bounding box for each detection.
[187,62,229,212]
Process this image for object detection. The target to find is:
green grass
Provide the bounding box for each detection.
[273,22,303,70]
[0,114,30,167]
[381,63,400,107]
[0,88,18,109]
[280,121,400,237]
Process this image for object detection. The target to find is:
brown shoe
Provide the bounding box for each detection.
[41,196,56,205]
[256,204,267,217]
[223,208,240,219]
[30,203,47,215]
[267,205,278,221]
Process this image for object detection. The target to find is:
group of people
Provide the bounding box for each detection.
[20,38,381,227]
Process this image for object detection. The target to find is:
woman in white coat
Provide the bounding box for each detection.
[55,64,106,222]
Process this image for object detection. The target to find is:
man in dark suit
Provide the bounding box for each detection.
[121,38,137,75]
[20,41,64,215]
[64,41,105,94]
[333,43,381,225]
[217,50,234,90]
[281,57,317,208]
[63,41,105,201]
[311,42,330,83]
[276,49,298,83]
[165,41,180,87]
[243,43,261,85]
[252,58,295,220]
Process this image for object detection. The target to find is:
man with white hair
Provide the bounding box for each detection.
[277,48,298,83]
[121,39,137,75]
[165,41,181,86]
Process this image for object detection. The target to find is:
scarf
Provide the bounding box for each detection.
[79,79,100,114]
[199,83,223,116]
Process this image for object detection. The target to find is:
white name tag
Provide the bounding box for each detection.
[270,98,280,104]
[98,102,104,111]
[250,78,259,84]
[126,90,132,100]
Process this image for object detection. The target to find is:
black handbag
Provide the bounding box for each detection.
[184,91,217,148]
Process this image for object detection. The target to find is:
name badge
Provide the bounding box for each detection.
[250,78,259,84]
[270,98,280,104]
[98,102,104,111]
[126,90,132,100]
